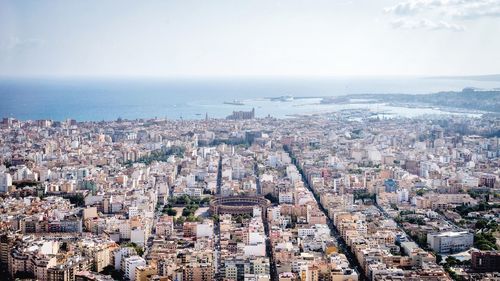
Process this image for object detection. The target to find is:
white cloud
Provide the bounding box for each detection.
[0,37,45,51]
[391,18,465,31]
[447,0,500,19]
[385,0,500,31]
[384,0,442,15]
[386,0,500,18]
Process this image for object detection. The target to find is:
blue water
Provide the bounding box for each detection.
[0,77,499,121]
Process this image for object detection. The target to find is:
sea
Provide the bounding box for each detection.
[0,76,499,121]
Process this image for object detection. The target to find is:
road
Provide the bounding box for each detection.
[214,154,223,280]
[216,155,222,195]
[285,146,368,281]
[254,161,262,195]
[254,157,278,280]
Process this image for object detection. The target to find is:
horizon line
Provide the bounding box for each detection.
[1,73,500,80]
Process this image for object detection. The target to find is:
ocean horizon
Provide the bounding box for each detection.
[1,76,499,121]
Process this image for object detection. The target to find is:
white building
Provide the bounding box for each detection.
[298,224,330,239]
[119,221,131,240]
[184,187,203,197]
[0,172,12,192]
[397,188,409,203]
[128,206,139,218]
[130,228,146,246]
[278,189,294,204]
[13,166,38,181]
[196,221,214,238]
[267,206,281,222]
[185,173,195,187]
[298,228,315,238]
[124,255,146,281]
[427,231,474,254]
[113,247,136,270]
[244,244,266,257]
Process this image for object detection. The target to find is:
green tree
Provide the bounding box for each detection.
[416,189,426,196]
[176,216,185,225]
[124,242,144,257]
[67,194,85,207]
[101,265,124,279]
[475,219,488,230]
[264,193,279,204]
[166,208,177,216]
[446,256,459,267]
[474,232,498,250]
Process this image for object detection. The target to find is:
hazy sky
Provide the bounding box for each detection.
[1,0,499,77]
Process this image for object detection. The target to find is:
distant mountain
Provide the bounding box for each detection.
[339,88,500,113]
[426,74,500,82]
[424,88,500,112]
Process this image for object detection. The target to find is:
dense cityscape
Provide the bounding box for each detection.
[2,0,500,280]
[0,109,499,281]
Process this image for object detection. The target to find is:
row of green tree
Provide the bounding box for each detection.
[395,215,426,225]
[440,256,470,281]
[162,195,207,223]
[125,146,185,165]
[168,194,210,206]
[455,202,500,216]
[474,232,498,251]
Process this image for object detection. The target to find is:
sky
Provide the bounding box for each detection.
[0,0,499,77]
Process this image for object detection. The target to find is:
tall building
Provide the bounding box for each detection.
[75,271,115,281]
[479,174,496,188]
[471,251,500,272]
[182,263,213,281]
[427,231,473,254]
[124,256,146,281]
[226,108,255,120]
[47,256,92,281]
[222,257,270,281]
[0,172,12,193]
[135,265,156,281]
[396,188,409,203]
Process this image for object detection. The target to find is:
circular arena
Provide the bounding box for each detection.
[210,196,270,217]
